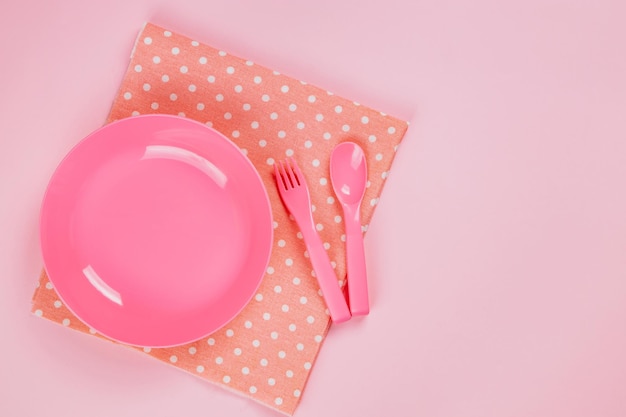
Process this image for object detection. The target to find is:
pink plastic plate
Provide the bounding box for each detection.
[40,115,273,347]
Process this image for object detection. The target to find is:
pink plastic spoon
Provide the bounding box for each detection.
[330,142,369,316]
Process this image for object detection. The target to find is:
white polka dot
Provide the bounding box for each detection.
[267,158,276,166]
[288,324,296,332]
[273,221,279,229]
[234,347,242,356]
[134,64,142,72]
[315,113,324,121]
[34,309,43,317]
[199,56,208,64]
[62,318,70,326]
[286,370,294,378]
[246,60,254,66]
[382,171,389,179]
[307,95,317,103]
[323,242,331,250]
[191,40,199,46]
[252,339,260,347]
[188,84,196,92]
[316,223,323,231]
[335,105,343,113]
[260,358,269,367]
[280,85,289,92]
[323,132,331,140]
[342,124,351,132]
[297,232,303,239]
[205,121,213,128]
[131,111,139,116]
[226,66,235,74]
[289,103,297,111]
[89,328,97,334]
[296,343,305,352]
[243,103,251,111]
[223,112,232,120]
[341,234,347,242]
[312,159,320,167]
[216,94,224,101]
[223,375,231,383]
[180,66,188,74]
[170,93,177,101]
[262,94,270,102]
[275,397,283,406]
[171,47,180,55]
[226,329,234,337]
[161,74,169,82]
[233,84,243,93]
[163,31,172,37]
[215,356,223,364]
[286,149,294,157]
[169,355,178,363]
[297,122,305,129]
[207,337,216,346]
[271,331,279,340]
[320,177,328,185]
[144,37,152,45]
[255,293,263,301]
[232,130,240,138]
[196,365,204,373]
[277,239,286,247]
[270,112,278,120]
[207,75,216,83]
[304,362,312,370]
[281,304,289,312]
[300,296,308,304]
[388,126,396,134]
[143,347,151,353]
[188,346,197,354]
[334,215,342,223]
[258,139,267,147]
[278,350,287,358]
[293,277,301,285]
[327,196,335,204]
[152,56,161,64]
[242,367,250,375]
[273,285,283,294]
[294,389,301,397]
[314,335,323,343]
[263,312,271,320]
[254,76,262,84]
[53,300,62,308]
[123,92,132,100]
[278,131,286,139]
[218,50,227,56]
[376,153,383,161]
[268,378,276,386]
[197,103,205,111]
[285,258,293,266]
[249,386,257,394]
[304,140,312,148]
[361,116,369,124]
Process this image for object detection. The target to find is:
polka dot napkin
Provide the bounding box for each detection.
[31,22,408,415]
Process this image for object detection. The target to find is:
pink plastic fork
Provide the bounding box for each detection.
[274,158,351,323]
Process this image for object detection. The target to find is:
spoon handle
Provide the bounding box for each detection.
[344,206,370,316]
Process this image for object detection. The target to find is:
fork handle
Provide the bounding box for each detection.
[301,227,352,323]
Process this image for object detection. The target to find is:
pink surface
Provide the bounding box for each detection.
[2,1,626,417]
[40,115,273,347]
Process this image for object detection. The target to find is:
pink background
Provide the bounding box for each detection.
[2,1,626,416]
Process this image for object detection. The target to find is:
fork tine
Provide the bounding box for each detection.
[283,159,297,188]
[278,160,293,189]
[273,162,286,190]
[289,157,303,186]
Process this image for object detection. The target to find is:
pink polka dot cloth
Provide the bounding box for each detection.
[31,22,408,415]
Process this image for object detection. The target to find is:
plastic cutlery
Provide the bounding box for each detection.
[330,142,369,316]
[274,158,351,323]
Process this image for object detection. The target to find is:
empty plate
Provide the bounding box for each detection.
[40,115,273,347]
